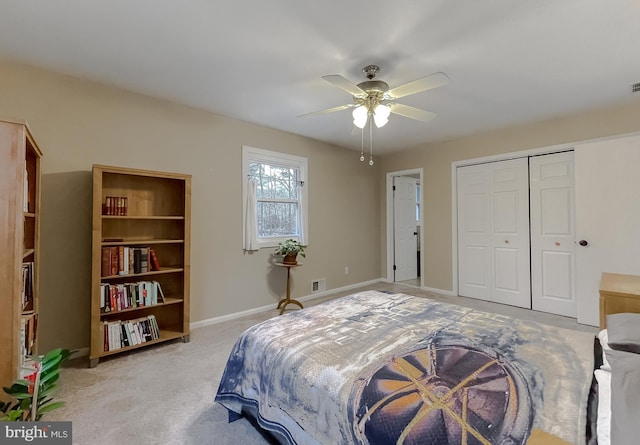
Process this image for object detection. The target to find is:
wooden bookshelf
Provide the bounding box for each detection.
[0,118,42,392]
[90,165,191,367]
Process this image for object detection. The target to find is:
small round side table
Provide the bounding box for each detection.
[275,262,303,315]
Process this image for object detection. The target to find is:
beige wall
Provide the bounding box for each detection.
[379,98,640,292]
[0,61,381,352]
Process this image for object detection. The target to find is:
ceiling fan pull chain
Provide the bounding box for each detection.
[369,119,374,166]
[360,125,365,162]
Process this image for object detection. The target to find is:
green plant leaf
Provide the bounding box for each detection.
[41,348,63,363]
[37,401,65,414]
[38,385,59,399]
[39,370,60,387]
[1,409,25,421]
[18,398,31,410]
[4,381,31,394]
[39,355,62,374]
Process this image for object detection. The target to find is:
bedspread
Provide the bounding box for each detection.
[215,291,594,444]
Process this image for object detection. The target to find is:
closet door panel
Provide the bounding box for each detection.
[490,158,531,308]
[457,164,491,300]
[457,158,530,307]
[530,152,576,317]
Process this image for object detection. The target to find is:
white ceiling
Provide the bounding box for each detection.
[1,1,639,154]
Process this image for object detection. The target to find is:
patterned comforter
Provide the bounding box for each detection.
[215,291,594,444]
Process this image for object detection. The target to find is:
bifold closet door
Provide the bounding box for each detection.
[457,158,531,308]
[530,152,576,317]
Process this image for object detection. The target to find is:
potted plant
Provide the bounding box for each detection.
[1,348,71,421]
[274,239,306,265]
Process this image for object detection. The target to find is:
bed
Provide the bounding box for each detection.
[216,290,597,444]
[591,273,640,445]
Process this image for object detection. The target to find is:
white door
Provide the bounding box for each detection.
[457,158,530,307]
[530,152,576,317]
[393,176,418,282]
[457,164,492,300]
[490,158,531,308]
[575,135,640,326]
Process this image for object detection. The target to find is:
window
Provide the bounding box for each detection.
[242,146,308,249]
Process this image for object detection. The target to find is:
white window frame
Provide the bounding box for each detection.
[242,145,308,249]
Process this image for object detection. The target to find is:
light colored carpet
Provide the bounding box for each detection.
[48,283,597,444]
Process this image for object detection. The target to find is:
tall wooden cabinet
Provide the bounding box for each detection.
[90,165,191,367]
[0,119,42,391]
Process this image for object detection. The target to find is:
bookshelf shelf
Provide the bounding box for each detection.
[90,164,191,367]
[101,239,185,246]
[102,215,185,220]
[100,267,184,280]
[0,119,42,392]
[98,329,186,358]
[100,297,183,316]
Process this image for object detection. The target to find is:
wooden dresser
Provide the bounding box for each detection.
[599,272,640,329]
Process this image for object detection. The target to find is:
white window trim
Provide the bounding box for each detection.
[242,145,308,249]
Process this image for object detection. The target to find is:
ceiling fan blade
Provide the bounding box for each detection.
[388,103,437,122]
[297,104,354,118]
[386,72,449,99]
[322,75,366,97]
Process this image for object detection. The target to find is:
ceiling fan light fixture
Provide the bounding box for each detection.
[352,105,368,129]
[373,104,390,128]
[308,66,449,166]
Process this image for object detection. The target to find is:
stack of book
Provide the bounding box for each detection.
[101,246,161,277]
[102,315,161,351]
[99,281,165,313]
[102,196,128,215]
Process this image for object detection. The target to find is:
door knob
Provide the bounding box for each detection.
[413,232,418,236]
[579,240,588,246]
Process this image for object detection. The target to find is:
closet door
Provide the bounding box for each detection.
[457,164,491,300]
[490,158,531,308]
[457,158,530,307]
[530,152,576,317]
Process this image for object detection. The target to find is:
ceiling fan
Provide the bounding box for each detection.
[300,64,449,129]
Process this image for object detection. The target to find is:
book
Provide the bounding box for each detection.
[127,321,139,345]
[149,248,160,271]
[118,246,125,275]
[155,281,165,303]
[103,321,109,351]
[101,247,111,277]
[133,248,141,274]
[120,323,130,347]
[23,166,29,212]
[128,247,134,275]
[110,246,118,276]
[140,248,149,273]
[105,196,113,215]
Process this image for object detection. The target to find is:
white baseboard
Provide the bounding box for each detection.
[379,278,457,297]
[420,286,457,297]
[190,278,384,330]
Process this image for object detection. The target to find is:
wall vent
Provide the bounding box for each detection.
[633,82,640,93]
[311,278,326,293]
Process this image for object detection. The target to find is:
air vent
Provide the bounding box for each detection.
[311,278,326,293]
[633,83,640,93]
